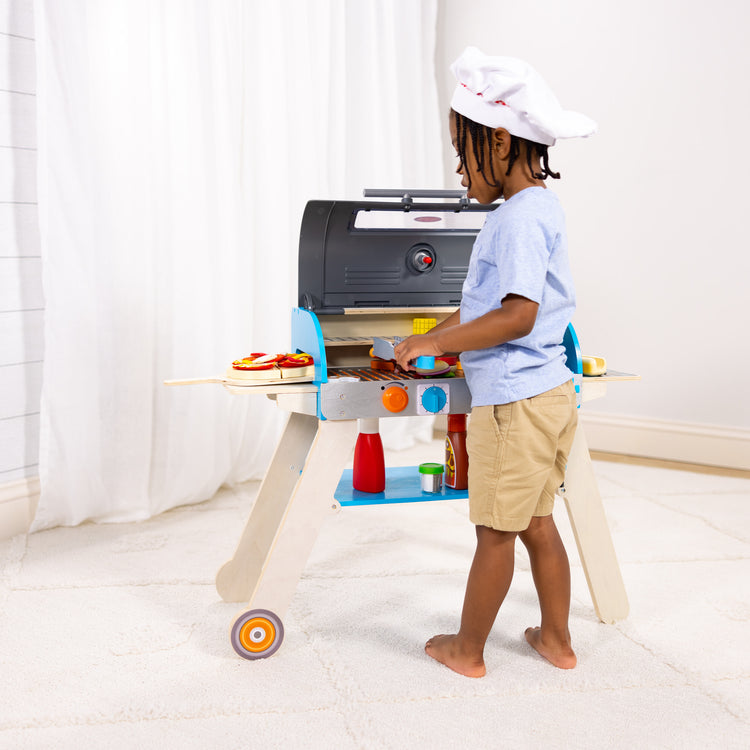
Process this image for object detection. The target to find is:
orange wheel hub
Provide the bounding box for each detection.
[238,617,276,653]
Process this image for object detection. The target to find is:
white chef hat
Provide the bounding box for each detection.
[450,47,597,147]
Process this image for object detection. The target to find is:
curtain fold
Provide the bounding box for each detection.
[33,0,442,531]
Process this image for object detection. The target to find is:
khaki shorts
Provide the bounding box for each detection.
[466,380,578,532]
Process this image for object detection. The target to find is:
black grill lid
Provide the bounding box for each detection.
[298,190,497,314]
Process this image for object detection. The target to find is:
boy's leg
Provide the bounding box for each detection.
[518,514,577,669]
[425,524,516,678]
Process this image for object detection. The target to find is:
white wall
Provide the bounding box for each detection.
[0,0,745,540]
[436,0,750,468]
[0,0,41,532]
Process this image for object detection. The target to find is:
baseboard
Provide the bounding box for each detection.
[0,476,39,541]
[581,412,750,471]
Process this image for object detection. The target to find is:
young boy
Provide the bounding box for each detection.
[394,47,596,678]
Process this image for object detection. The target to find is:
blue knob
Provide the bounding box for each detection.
[421,385,447,414]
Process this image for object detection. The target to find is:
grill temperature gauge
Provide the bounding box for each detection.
[406,244,436,274]
[417,384,450,415]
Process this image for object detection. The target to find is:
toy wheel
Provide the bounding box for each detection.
[230,609,284,660]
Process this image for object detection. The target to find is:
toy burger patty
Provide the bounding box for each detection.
[228,352,315,380]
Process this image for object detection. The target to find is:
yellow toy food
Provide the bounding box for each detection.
[582,355,607,376]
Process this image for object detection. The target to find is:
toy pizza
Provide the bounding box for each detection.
[227,352,315,382]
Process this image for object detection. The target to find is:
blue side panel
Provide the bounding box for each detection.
[290,307,326,419]
[562,323,582,374]
[290,307,327,385]
[562,323,583,409]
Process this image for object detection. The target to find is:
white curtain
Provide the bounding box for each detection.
[33,0,442,530]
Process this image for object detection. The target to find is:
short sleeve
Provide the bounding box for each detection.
[493,209,550,305]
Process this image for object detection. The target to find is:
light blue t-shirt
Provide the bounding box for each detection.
[459,186,575,406]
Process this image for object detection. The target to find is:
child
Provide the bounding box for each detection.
[394,47,596,678]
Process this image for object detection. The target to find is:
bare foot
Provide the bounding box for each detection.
[524,627,577,669]
[425,634,486,678]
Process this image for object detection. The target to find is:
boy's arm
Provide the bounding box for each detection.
[432,309,461,331]
[393,294,537,370]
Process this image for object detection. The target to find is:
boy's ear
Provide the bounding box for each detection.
[492,127,511,159]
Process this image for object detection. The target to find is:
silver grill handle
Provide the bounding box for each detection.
[363,188,470,207]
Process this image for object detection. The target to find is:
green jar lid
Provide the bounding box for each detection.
[418,462,444,475]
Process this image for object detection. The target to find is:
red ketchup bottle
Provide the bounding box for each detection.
[445,413,469,490]
[352,418,386,493]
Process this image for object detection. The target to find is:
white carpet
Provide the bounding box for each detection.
[1,439,749,749]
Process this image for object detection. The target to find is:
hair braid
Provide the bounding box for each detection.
[453,110,561,186]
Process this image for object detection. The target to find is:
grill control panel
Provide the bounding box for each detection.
[320,377,469,421]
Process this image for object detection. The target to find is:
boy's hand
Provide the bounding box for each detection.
[393,334,444,371]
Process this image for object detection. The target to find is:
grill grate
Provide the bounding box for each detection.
[330,367,420,382]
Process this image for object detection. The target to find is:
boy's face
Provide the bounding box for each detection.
[449,113,504,205]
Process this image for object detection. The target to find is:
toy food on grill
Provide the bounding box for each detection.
[228,352,315,381]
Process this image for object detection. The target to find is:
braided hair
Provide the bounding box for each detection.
[453,109,560,188]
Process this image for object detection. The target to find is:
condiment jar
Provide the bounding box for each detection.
[419,462,444,493]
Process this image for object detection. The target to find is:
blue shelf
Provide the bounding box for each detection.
[335,466,469,507]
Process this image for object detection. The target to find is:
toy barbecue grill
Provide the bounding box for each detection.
[289,189,498,421]
[220,189,581,422]
[211,190,597,661]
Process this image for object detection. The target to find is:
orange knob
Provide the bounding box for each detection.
[382,386,409,413]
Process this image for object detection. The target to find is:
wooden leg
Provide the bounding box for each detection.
[216,411,319,602]
[562,424,630,623]
[217,414,358,621]
[239,418,358,618]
